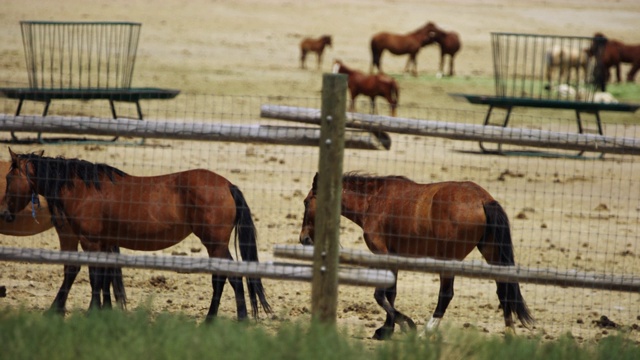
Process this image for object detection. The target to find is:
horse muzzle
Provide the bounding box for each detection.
[1,209,15,223]
[299,234,314,246]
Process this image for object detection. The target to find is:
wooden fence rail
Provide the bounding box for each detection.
[274,245,640,293]
[0,246,395,288]
[260,104,640,155]
[0,114,389,150]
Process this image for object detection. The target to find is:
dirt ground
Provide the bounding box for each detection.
[0,0,639,345]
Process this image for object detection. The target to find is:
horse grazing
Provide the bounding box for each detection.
[333,60,399,117]
[0,149,271,321]
[545,45,590,85]
[589,33,640,83]
[425,22,461,77]
[370,23,433,76]
[300,35,332,70]
[0,159,125,314]
[299,172,533,340]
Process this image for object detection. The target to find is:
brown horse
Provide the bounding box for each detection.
[333,60,399,117]
[299,172,533,340]
[0,149,271,321]
[370,23,434,76]
[300,35,332,70]
[425,22,461,77]
[589,33,640,83]
[0,160,125,313]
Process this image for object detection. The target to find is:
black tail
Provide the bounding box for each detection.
[481,201,534,328]
[230,184,272,318]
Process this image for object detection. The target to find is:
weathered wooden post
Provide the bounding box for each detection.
[311,73,347,323]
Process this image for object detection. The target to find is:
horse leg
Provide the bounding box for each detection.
[316,51,323,70]
[449,55,456,76]
[300,50,307,69]
[437,53,445,78]
[49,230,81,314]
[206,273,227,322]
[626,63,639,82]
[615,64,622,83]
[224,250,248,320]
[371,276,415,340]
[372,287,396,340]
[421,275,454,335]
[369,97,377,115]
[49,264,80,314]
[87,266,104,310]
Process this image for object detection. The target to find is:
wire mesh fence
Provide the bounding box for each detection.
[0,92,639,341]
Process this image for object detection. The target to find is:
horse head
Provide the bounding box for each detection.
[0,148,43,223]
[299,173,319,246]
[322,35,332,47]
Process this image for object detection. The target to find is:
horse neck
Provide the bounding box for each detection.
[336,64,355,76]
[339,177,381,227]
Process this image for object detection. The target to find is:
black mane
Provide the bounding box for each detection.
[312,171,412,194]
[17,152,126,225]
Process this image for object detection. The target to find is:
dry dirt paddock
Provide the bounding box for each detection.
[0,0,639,345]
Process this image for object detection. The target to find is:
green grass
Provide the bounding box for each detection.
[1,308,638,360]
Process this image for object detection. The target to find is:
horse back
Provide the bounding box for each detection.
[368,180,494,258]
[371,32,421,54]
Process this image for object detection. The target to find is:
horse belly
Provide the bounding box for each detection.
[106,220,193,251]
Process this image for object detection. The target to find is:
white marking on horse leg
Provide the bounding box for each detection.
[418,316,441,338]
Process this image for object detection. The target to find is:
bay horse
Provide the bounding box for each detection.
[0,160,125,314]
[333,60,399,117]
[299,172,533,340]
[425,22,461,77]
[589,33,640,83]
[370,23,434,76]
[300,35,332,70]
[0,149,271,321]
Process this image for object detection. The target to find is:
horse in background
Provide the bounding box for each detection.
[589,33,640,83]
[333,60,399,117]
[0,149,271,321]
[0,159,126,313]
[300,35,332,69]
[299,172,533,340]
[425,22,461,77]
[545,45,590,85]
[370,23,434,76]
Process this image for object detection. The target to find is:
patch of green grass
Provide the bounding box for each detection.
[1,308,638,360]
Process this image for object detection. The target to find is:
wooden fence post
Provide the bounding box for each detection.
[311,73,347,323]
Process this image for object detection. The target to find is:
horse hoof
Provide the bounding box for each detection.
[372,327,393,340]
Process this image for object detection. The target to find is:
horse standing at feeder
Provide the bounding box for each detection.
[370,23,434,76]
[589,33,640,83]
[300,35,332,70]
[333,60,399,117]
[425,22,461,78]
[545,45,590,85]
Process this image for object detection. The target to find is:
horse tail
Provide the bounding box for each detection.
[109,245,127,309]
[480,201,534,328]
[230,184,272,318]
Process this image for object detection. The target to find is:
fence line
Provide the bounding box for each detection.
[0,246,395,288]
[274,245,640,293]
[260,104,640,155]
[0,114,389,150]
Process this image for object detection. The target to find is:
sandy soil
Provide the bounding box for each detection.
[0,0,639,344]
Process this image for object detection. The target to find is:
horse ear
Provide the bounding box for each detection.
[36,150,44,157]
[8,147,17,161]
[312,172,319,193]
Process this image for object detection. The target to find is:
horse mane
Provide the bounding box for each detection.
[17,152,126,224]
[341,171,413,193]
